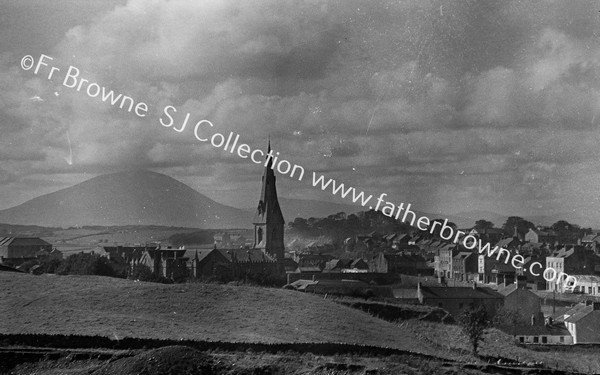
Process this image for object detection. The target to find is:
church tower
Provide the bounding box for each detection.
[253,140,285,260]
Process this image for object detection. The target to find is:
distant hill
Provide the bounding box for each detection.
[276,198,361,221]
[0,170,252,229]
[275,198,477,228]
[453,210,595,229]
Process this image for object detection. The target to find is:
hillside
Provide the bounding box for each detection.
[0,273,435,355]
[0,170,252,229]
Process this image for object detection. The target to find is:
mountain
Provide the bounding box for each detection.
[0,170,253,229]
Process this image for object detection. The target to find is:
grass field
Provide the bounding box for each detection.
[3,273,600,373]
[0,273,437,356]
[43,227,202,255]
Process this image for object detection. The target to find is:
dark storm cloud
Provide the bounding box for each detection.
[1,0,600,225]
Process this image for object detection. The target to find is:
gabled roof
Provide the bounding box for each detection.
[496,284,539,298]
[582,234,599,242]
[564,305,596,323]
[570,275,600,284]
[350,259,368,268]
[496,237,519,247]
[529,228,556,236]
[0,237,52,247]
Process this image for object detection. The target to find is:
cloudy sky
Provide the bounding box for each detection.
[1,0,600,226]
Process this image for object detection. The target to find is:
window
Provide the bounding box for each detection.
[542,336,547,344]
[438,302,443,308]
[560,336,564,343]
[519,337,524,343]
[257,227,263,244]
[533,337,539,343]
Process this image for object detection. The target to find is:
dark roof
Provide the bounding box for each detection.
[419,286,503,300]
[496,284,539,298]
[217,248,276,263]
[564,304,600,323]
[0,237,52,247]
[0,264,25,273]
[496,238,519,247]
[453,251,472,260]
[509,323,570,336]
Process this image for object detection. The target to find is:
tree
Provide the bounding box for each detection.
[502,216,534,237]
[56,253,117,277]
[474,219,494,230]
[458,305,490,355]
[551,220,574,233]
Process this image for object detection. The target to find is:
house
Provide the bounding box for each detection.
[568,275,600,296]
[525,228,557,244]
[495,237,521,251]
[391,234,411,249]
[213,232,231,248]
[435,244,459,279]
[136,247,189,279]
[186,248,231,279]
[323,259,352,273]
[546,246,598,292]
[562,302,600,344]
[490,261,516,285]
[452,252,477,282]
[416,282,503,318]
[342,259,369,273]
[296,253,334,270]
[581,234,600,255]
[370,252,429,275]
[0,237,53,266]
[514,323,573,345]
[106,245,155,275]
[515,255,547,290]
[469,228,505,244]
[497,277,544,326]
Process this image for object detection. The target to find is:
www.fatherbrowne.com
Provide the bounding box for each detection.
[311,174,578,291]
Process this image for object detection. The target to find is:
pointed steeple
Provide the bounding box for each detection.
[253,139,285,260]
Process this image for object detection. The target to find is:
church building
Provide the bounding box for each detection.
[182,140,286,281]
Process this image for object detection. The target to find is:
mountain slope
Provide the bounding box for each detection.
[0,170,252,229]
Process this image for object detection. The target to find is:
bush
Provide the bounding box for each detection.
[130,264,154,281]
[56,253,118,277]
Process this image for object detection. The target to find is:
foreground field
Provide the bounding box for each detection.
[3,273,599,374]
[0,273,436,355]
[6,345,566,375]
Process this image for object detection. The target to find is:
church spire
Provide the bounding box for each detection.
[253,139,285,260]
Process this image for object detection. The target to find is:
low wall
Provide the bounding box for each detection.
[287,272,401,285]
[0,333,432,358]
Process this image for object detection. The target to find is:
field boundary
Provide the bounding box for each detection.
[0,333,436,358]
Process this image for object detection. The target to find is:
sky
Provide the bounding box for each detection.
[1,0,600,227]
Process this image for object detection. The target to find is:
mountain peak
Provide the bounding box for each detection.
[0,170,252,229]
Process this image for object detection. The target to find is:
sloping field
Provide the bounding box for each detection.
[0,273,435,356]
